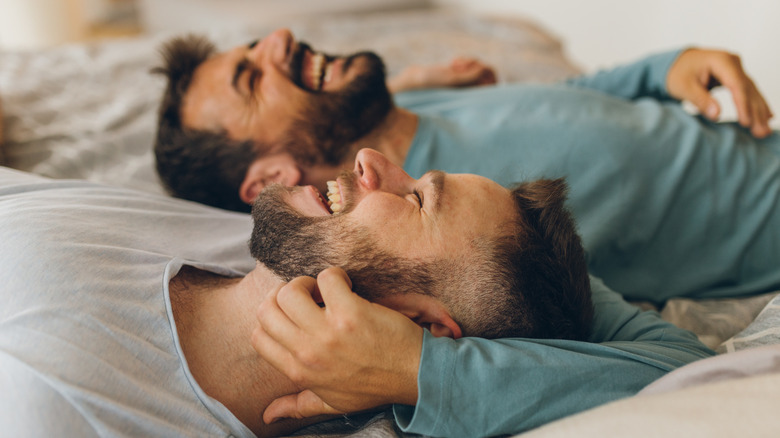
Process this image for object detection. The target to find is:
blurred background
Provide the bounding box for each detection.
[0,0,778,123]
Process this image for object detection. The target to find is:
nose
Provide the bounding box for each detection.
[246,28,293,66]
[354,148,414,193]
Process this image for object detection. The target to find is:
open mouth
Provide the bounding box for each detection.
[315,187,333,214]
[325,180,345,213]
[299,48,344,92]
[283,179,346,217]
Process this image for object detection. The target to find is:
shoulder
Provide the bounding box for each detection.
[0,352,99,437]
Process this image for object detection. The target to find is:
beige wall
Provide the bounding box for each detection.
[0,0,87,49]
[436,0,780,127]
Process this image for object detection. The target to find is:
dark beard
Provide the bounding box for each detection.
[249,184,346,281]
[284,44,393,166]
[249,184,438,301]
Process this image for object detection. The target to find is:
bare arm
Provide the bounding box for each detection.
[387,57,497,93]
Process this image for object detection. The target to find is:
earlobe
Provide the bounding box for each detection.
[386,294,463,340]
[428,321,462,339]
[239,169,264,204]
[239,155,302,204]
[422,309,462,340]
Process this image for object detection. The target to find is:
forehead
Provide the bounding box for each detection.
[362,172,516,261]
[180,47,245,133]
[440,174,516,240]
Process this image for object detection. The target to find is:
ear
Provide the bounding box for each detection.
[424,310,463,340]
[239,154,302,204]
[414,302,462,339]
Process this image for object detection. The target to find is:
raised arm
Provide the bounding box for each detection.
[252,269,714,437]
[564,49,683,101]
[665,48,773,138]
[566,48,773,137]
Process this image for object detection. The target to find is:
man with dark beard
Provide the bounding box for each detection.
[0,150,710,437]
[153,29,495,212]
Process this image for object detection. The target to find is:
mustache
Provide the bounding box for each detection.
[331,169,359,214]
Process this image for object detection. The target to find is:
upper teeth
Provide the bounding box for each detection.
[326,180,343,213]
[311,53,325,91]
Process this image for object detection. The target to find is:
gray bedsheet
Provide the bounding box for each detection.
[1,7,778,438]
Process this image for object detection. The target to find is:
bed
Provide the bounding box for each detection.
[1,7,779,438]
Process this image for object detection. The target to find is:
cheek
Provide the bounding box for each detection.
[346,202,428,256]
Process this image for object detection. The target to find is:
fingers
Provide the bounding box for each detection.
[728,80,773,138]
[669,49,774,138]
[449,57,497,86]
[263,390,342,424]
[253,268,359,365]
[274,275,328,333]
[685,80,721,121]
[732,80,773,138]
[703,52,773,137]
[316,267,364,314]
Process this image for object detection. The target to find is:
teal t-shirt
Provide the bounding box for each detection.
[398,49,780,304]
[391,49,778,436]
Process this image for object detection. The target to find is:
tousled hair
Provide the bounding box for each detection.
[413,178,593,340]
[151,34,255,212]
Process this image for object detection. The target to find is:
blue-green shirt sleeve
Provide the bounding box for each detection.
[392,276,714,438]
[564,49,686,101]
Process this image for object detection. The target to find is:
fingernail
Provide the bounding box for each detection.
[706,103,718,119]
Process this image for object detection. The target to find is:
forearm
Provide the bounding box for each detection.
[396,328,712,438]
[394,278,715,437]
[564,49,685,100]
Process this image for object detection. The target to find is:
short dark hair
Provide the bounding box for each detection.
[410,178,590,340]
[151,34,255,212]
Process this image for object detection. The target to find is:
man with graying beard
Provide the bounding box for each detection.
[0,148,711,437]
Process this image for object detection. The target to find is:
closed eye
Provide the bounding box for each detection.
[413,189,423,208]
[247,68,261,95]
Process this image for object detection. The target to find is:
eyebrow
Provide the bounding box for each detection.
[427,170,445,213]
[231,58,250,94]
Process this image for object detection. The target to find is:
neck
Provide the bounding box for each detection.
[169,264,329,437]
[348,107,418,168]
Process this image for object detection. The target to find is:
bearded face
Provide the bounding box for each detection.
[282,43,393,165]
[249,175,437,301]
[181,31,395,170]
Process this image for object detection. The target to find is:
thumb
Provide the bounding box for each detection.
[686,82,721,120]
[263,390,343,424]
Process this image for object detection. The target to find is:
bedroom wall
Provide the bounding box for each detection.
[435,0,780,127]
[135,0,430,34]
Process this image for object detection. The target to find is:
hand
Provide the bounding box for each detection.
[251,267,423,424]
[666,48,774,138]
[388,56,497,93]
